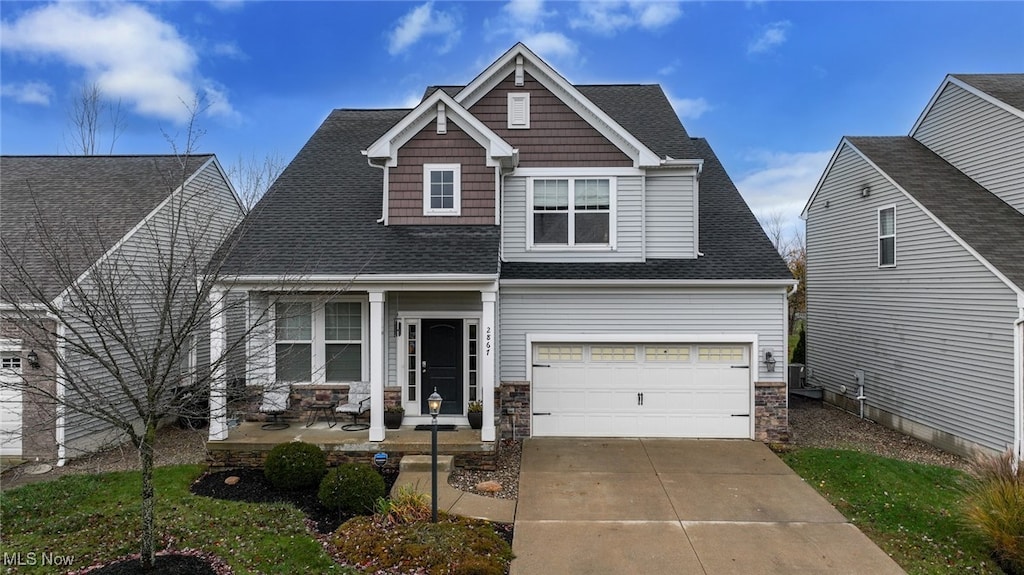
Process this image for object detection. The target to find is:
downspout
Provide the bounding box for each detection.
[1014,303,1024,464]
[364,153,388,224]
[54,309,67,466]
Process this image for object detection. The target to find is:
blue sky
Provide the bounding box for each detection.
[1,1,1022,235]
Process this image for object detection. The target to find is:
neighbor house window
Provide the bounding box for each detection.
[423,163,461,216]
[878,206,896,267]
[531,178,613,247]
[275,300,366,384]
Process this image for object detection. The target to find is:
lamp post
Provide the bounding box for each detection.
[428,388,443,523]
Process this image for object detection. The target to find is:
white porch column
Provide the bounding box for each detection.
[481,291,497,442]
[369,291,386,441]
[208,288,228,441]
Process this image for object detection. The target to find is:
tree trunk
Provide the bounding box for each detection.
[140,422,157,569]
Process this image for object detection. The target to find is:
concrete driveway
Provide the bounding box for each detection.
[511,438,905,575]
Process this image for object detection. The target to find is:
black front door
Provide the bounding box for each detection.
[421,319,463,415]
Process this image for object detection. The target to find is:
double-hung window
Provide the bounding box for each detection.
[423,163,461,216]
[878,205,896,267]
[275,300,364,384]
[531,178,613,247]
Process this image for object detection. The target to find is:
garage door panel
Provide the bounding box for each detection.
[532,342,752,439]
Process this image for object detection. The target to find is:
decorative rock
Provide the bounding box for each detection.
[224,476,240,486]
[475,480,502,493]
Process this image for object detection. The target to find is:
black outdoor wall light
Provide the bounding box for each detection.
[26,349,40,369]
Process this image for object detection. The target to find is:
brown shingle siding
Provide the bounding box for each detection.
[470,74,633,167]
[388,120,496,225]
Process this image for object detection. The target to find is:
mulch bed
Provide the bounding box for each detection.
[71,551,231,575]
[190,467,399,534]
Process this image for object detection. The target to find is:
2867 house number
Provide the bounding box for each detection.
[3,552,75,567]
[485,326,492,356]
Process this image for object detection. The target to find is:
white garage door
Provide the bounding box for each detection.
[532,343,751,438]
[0,352,23,457]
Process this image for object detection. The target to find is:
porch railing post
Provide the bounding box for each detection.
[369,290,386,441]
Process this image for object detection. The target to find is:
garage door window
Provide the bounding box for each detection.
[590,346,636,361]
[1,355,21,370]
[698,346,745,362]
[646,346,690,361]
[536,345,583,361]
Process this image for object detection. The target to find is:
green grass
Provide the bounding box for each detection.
[0,465,356,574]
[780,448,1002,574]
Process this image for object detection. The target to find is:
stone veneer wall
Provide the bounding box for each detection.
[497,381,531,441]
[754,380,789,443]
[208,445,497,471]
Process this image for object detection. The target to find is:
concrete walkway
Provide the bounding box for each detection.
[393,455,516,523]
[511,438,905,575]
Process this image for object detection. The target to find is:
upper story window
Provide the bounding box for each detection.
[423,164,461,216]
[275,300,365,384]
[530,178,614,248]
[878,205,896,267]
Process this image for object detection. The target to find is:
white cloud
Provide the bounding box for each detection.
[388,2,461,55]
[571,1,682,35]
[523,31,578,60]
[0,3,234,122]
[212,41,246,60]
[1,81,53,105]
[748,20,791,54]
[735,150,832,233]
[670,97,711,120]
[503,0,551,26]
[658,59,680,76]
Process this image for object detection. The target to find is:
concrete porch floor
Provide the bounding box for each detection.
[207,421,495,464]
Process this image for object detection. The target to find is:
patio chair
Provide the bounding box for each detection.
[337,381,370,431]
[260,380,292,430]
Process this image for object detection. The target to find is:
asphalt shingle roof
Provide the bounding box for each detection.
[220,110,501,276]
[847,136,1024,290]
[222,84,789,281]
[1,155,211,302]
[501,138,792,281]
[952,74,1024,113]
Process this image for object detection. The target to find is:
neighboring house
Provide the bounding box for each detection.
[0,155,244,462]
[209,44,794,446]
[802,74,1024,458]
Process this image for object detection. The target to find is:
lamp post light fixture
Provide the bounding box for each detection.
[428,388,442,523]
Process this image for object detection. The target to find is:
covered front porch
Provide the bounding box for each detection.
[206,277,500,449]
[206,420,497,470]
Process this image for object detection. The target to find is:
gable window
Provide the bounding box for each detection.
[423,164,461,216]
[275,300,366,384]
[531,178,613,247]
[878,205,896,267]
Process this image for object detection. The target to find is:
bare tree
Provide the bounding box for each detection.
[2,104,258,569]
[64,82,126,155]
[229,152,286,210]
[758,211,806,332]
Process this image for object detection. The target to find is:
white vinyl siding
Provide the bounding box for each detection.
[645,172,696,258]
[502,175,643,262]
[498,286,786,382]
[914,82,1024,215]
[61,161,243,455]
[805,144,1019,452]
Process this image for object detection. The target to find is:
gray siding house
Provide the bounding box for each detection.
[210,44,794,446]
[0,155,243,462]
[802,74,1024,458]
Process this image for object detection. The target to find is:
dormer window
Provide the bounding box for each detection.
[423,163,461,216]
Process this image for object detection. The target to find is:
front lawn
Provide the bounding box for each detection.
[780,448,1002,574]
[0,465,351,574]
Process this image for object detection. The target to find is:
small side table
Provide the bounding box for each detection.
[305,402,337,428]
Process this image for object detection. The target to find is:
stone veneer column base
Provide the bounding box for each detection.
[755,380,790,443]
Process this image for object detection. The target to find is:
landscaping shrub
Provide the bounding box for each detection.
[963,451,1024,573]
[332,513,513,574]
[791,325,806,364]
[318,463,386,515]
[263,441,327,491]
[375,484,431,526]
